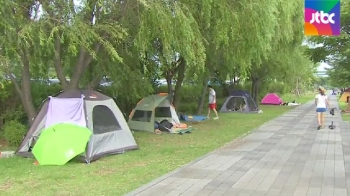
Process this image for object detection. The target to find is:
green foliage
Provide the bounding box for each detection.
[260,82,289,96]
[316,77,330,87]
[3,121,27,146]
[158,85,203,100]
[0,82,26,126]
[0,82,63,130]
[307,1,350,87]
[136,1,206,76]
[0,0,317,127]
[98,82,154,116]
[31,83,63,109]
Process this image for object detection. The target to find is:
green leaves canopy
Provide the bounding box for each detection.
[308,1,350,87]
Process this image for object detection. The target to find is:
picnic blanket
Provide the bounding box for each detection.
[179,114,207,122]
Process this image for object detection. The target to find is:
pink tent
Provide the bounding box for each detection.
[260,93,283,105]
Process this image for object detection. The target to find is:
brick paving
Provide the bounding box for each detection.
[125,94,350,196]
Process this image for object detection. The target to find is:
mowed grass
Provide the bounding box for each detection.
[336,93,350,122]
[338,100,350,122]
[0,94,314,196]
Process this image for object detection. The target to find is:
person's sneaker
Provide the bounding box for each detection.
[317,126,321,130]
[213,117,219,120]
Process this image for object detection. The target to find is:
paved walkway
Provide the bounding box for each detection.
[125,95,350,196]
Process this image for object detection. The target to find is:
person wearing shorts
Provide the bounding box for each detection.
[315,86,330,130]
[207,85,219,120]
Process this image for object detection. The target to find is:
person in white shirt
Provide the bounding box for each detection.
[207,85,219,120]
[315,86,330,130]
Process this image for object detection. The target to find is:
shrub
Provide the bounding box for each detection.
[4,121,27,147]
[0,82,26,129]
[156,85,226,101]
[178,102,198,114]
[31,83,63,109]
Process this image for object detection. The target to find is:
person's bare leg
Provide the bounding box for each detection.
[213,109,219,118]
[321,113,325,128]
[207,108,211,118]
[317,112,321,129]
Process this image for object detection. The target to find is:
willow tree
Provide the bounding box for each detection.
[205,0,282,101]
[247,0,305,101]
[39,0,127,90]
[0,1,45,123]
[261,46,316,96]
[135,1,206,108]
[177,0,281,112]
[291,49,318,95]
[0,0,127,124]
[175,0,240,112]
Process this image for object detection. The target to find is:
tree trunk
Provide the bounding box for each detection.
[87,74,102,90]
[20,91,37,126]
[65,50,88,90]
[251,79,255,97]
[0,117,3,130]
[21,53,37,125]
[8,51,37,126]
[295,78,301,97]
[173,58,186,110]
[197,77,210,114]
[165,73,173,103]
[54,34,68,87]
[65,42,103,91]
[86,61,101,89]
[251,76,260,104]
[254,81,259,103]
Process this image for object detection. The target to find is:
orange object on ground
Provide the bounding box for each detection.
[173,123,188,128]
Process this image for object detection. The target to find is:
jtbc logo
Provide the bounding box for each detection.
[310,11,335,24]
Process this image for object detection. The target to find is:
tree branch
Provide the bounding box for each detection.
[54,34,68,87]
[83,36,105,66]
[6,71,22,97]
[87,72,103,89]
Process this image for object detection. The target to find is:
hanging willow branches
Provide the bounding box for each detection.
[0,0,316,119]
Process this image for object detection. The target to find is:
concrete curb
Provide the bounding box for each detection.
[0,151,15,158]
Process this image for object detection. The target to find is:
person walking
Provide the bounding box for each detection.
[207,85,219,120]
[315,86,330,130]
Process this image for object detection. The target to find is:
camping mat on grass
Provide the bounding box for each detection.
[171,127,193,134]
[180,115,207,122]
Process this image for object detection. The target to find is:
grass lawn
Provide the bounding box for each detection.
[338,100,350,122]
[0,93,314,196]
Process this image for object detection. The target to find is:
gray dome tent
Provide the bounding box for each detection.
[16,90,138,163]
[128,93,181,133]
[220,90,259,113]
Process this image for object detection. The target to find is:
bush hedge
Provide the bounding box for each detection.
[3,120,27,146]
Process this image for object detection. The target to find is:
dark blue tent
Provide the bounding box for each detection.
[230,90,251,97]
[220,90,259,112]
